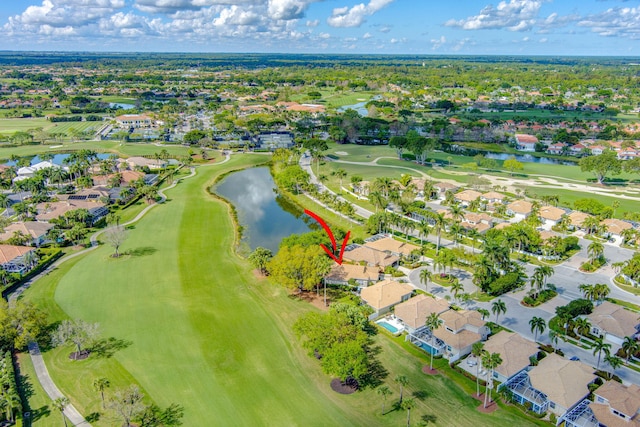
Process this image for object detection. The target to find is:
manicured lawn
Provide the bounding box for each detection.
[21,153,550,426]
[46,121,100,135]
[0,118,51,134]
[16,352,55,427]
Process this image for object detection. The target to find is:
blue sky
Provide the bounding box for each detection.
[1,0,639,55]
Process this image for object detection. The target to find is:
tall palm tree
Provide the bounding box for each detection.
[578,284,596,301]
[548,330,559,352]
[557,214,571,236]
[401,398,416,427]
[451,280,464,304]
[491,299,507,324]
[425,313,443,371]
[604,355,623,380]
[377,385,392,415]
[594,283,610,305]
[481,352,502,408]
[419,269,432,294]
[467,228,481,253]
[622,336,640,364]
[529,316,546,342]
[583,216,600,236]
[449,204,464,224]
[394,375,409,404]
[530,265,554,299]
[333,168,347,193]
[429,212,448,255]
[418,220,430,245]
[587,241,605,264]
[368,191,387,212]
[573,317,591,341]
[592,337,612,369]
[93,377,111,409]
[471,342,484,397]
[52,397,70,427]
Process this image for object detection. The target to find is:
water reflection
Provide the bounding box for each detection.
[215,167,312,252]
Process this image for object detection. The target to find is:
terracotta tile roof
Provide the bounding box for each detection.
[483,331,538,378]
[482,191,506,201]
[515,134,539,143]
[539,230,558,241]
[568,211,591,227]
[343,246,399,267]
[590,402,640,427]
[325,264,379,284]
[394,295,450,329]
[434,182,459,192]
[0,221,53,242]
[528,354,596,410]
[601,218,633,236]
[539,206,566,221]
[593,380,640,421]
[439,310,485,331]
[35,200,106,222]
[432,327,481,351]
[586,301,640,339]
[493,222,511,230]
[364,237,420,256]
[360,279,413,311]
[507,200,533,215]
[454,189,483,202]
[0,245,33,264]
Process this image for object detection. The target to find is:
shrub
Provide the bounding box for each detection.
[488,272,523,295]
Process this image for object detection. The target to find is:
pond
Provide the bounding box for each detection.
[5,153,112,166]
[214,167,313,253]
[483,152,575,165]
[109,102,136,110]
[337,95,382,117]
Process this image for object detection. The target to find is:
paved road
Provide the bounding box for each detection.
[28,342,91,426]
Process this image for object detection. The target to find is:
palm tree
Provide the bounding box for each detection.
[368,191,387,212]
[52,397,70,427]
[529,316,546,342]
[419,269,432,293]
[573,317,591,341]
[333,168,347,193]
[592,337,612,369]
[467,228,481,254]
[394,375,409,404]
[529,265,554,300]
[451,280,464,304]
[401,398,416,427]
[417,219,430,245]
[594,283,610,305]
[429,212,448,255]
[587,241,604,264]
[604,355,622,379]
[93,377,110,409]
[471,342,484,397]
[491,299,507,324]
[548,330,559,352]
[377,385,392,415]
[481,352,502,408]
[557,214,571,236]
[622,336,640,364]
[449,204,464,224]
[425,313,443,371]
[583,216,600,236]
[578,284,596,301]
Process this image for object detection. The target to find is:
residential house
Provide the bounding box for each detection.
[601,218,634,240]
[515,134,538,151]
[539,206,566,227]
[342,245,399,268]
[546,143,567,155]
[124,157,167,170]
[568,211,592,231]
[324,263,381,288]
[0,244,37,274]
[506,200,533,222]
[461,212,493,234]
[93,170,146,187]
[484,331,539,385]
[115,114,153,128]
[589,145,606,156]
[363,236,420,258]
[504,353,596,416]
[589,381,640,427]
[15,161,62,181]
[432,310,489,362]
[454,189,483,207]
[481,191,507,204]
[394,294,450,334]
[585,301,640,347]
[569,143,587,156]
[35,200,108,224]
[434,182,459,200]
[351,180,370,197]
[0,221,53,246]
[360,279,413,318]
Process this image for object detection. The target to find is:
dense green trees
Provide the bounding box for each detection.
[267,245,331,293]
[579,150,622,184]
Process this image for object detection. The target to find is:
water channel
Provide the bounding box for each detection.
[4,153,112,166]
[482,151,575,165]
[215,167,313,253]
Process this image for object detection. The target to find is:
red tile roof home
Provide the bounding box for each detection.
[539,206,566,222]
[601,218,633,236]
[590,381,640,426]
[515,134,539,143]
[0,245,33,265]
[454,189,483,203]
[360,279,414,311]
[568,211,591,228]
[507,200,533,215]
[394,295,450,330]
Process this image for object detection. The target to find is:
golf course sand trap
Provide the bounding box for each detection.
[335,151,348,155]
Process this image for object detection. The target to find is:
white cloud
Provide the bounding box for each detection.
[362,31,372,38]
[430,35,446,49]
[306,19,319,27]
[445,0,542,32]
[213,5,260,26]
[267,0,319,20]
[327,0,394,28]
[318,32,330,38]
[578,7,640,39]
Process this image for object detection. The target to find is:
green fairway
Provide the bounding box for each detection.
[0,118,50,134]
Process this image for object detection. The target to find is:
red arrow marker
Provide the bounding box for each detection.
[304,209,351,265]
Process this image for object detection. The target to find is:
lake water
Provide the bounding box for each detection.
[5,153,111,166]
[109,102,136,110]
[215,167,313,253]
[483,152,575,165]
[337,95,382,117]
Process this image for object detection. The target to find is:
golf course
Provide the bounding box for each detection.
[19,153,548,426]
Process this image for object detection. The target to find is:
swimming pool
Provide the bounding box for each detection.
[377,321,400,334]
[415,341,439,355]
